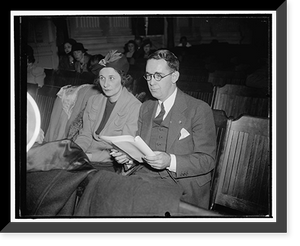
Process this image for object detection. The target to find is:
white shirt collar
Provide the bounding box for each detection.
[156,88,178,119]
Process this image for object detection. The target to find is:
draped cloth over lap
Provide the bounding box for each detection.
[26,168,96,216]
[26,140,183,217]
[74,170,183,217]
[26,139,97,216]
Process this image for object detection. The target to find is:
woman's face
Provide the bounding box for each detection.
[128,43,135,52]
[143,44,151,54]
[99,67,123,102]
[73,50,84,61]
[64,43,72,54]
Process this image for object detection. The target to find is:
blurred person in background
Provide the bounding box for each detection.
[58,38,77,71]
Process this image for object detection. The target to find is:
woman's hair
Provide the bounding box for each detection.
[26,45,35,64]
[147,49,179,72]
[124,40,137,53]
[27,54,35,64]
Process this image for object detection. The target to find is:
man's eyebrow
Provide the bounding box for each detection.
[146,72,164,74]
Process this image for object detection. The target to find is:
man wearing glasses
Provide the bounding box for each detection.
[112,49,216,209]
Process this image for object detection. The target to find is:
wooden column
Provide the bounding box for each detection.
[108,16,132,35]
[68,16,103,38]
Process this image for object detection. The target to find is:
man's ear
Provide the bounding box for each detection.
[171,71,180,84]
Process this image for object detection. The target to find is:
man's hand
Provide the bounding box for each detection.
[143,151,171,170]
[110,149,133,165]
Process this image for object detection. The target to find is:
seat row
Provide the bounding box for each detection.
[177,82,270,119]
[209,110,270,215]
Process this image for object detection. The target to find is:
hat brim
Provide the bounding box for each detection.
[72,48,88,52]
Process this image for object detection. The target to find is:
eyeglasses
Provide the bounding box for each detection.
[143,71,174,82]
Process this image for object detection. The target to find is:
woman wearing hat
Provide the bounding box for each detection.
[74,50,142,172]
[58,38,77,71]
[72,42,92,73]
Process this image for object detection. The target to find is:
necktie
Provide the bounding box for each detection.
[153,103,165,125]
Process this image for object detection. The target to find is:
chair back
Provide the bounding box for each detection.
[208,70,246,86]
[210,115,270,215]
[34,85,61,134]
[178,81,214,106]
[210,110,229,198]
[212,84,269,119]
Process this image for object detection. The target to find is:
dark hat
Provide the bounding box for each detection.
[72,42,88,52]
[142,38,152,47]
[63,38,77,46]
[98,50,129,74]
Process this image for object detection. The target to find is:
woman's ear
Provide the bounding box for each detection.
[171,71,180,84]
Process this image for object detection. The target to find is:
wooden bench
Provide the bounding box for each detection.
[208,70,247,86]
[34,85,61,133]
[210,115,270,215]
[212,84,269,119]
[210,109,229,205]
[177,81,214,106]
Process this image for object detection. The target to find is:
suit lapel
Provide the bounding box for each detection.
[92,95,106,133]
[167,90,187,151]
[140,100,158,144]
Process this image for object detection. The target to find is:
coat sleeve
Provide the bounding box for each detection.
[74,96,95,152]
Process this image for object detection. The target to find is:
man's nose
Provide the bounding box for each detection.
[148,76,156,86]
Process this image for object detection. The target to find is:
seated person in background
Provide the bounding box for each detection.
[140,38,155,59]
[88,54,105,77]
[27,45,46,88]
[134,38,156,96]
[75,50,142,172]
[176,36,192,62]
[133,36,143,57]
[245,58,269,91]
[57,38,77,71]
[111,49,216,209]
[123,40,137,65]
[135,38,155,69]
[134,36,143,50]
[135,38,155,60]
[72,42,92,74]
[177,36,192,47]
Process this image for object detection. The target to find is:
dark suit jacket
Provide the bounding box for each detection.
[137,89,216,209]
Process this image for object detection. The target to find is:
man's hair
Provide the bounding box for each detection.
[147,49,179,72]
